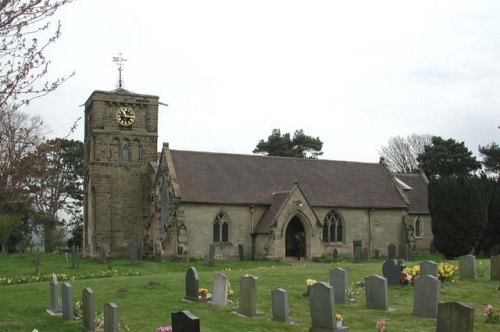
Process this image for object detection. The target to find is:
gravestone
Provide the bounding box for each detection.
[398,244,409,261]
[128,242,139,264]
[373,249,380,259]
[236,274,263,317]
[382,259,405,285]
[212,273,229,307]
[420,260,438,278]
[309,282,349,331]
[82,287,96,332]
[436,302,474,332]
[491,255,500,280]
[34,252,40,274]
[362,247,370,262]
[171,310,200,332]
[271,288,289,322]
[62,282,74,320]
[238,244,245,261]
[387,243,396,260]
[207,244,215,267]
[100,246,107,264]
[71,245,80,269]
[332,249,338,259]
[104,303,119,332]
[364,275,388,310]
[46,273,62,315]
[184,267,200,302]
[413,275,440,318]
[353,241,362,263]
[458,255,476,280]
[329,268,348,305]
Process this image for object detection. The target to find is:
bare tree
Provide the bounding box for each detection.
[0,0,75,114]
[379,133,432,173]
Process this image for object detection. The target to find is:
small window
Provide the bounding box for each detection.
[122,146,130,162]
[414,217,423,238]
[213,211,230,243]
[323,210,344,243]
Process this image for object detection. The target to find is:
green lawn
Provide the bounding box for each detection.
[0,253,498,331]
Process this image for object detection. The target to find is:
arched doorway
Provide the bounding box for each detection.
[285,216,305,259]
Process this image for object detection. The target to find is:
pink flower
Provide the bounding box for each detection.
[376,319,386,332]
[156,326,172,332]
[484,304,493,316]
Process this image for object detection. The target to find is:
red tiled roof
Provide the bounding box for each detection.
[170,150,407,209]
[394,174,429,214]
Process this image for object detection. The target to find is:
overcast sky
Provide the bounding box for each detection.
[28,0,500,162]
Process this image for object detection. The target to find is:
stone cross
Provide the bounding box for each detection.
[436,302,474,332]
[171,310,200,332]
[212,273,229,307]
[413,275,440,318]
[458,255,476,280]
[184,267,200,302]
[271,288,289,323]
[329,267,348,305]
[309,282,348,331]
[82,287,96,332]
[104,303,119,332]
[365,275,388,310]
[62,282,74,320]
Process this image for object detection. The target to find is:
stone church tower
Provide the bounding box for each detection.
[83,88,159,256]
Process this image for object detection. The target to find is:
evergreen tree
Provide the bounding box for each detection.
[477,179,500,255]
[429,176,488,259]
[253,129,323,159]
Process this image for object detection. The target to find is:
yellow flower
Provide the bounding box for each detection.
[336,313,343,321]
[306,279,317,286]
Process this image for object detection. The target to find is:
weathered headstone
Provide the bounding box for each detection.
[362,247,370,262]
[491,255,500,280]
[309,282,348,331]
[212,273,229,307]
[271,288,289,322]
[128,242,139,264]
[184,267,200,302]
[420,260,438,278]
[413,275,440,318]
[236,274,263,317]
[353,241,362,263]
[71,245,80,269]
[238,244,245,261]
[329,268,348,305]
[398,244,409,261]
[62,282,74,320]
[374,249,380,259]
[82,287,96,332]
[46,273,62,315]
[332,249,338,259]
[100,246,107,264]
[387,243,396,260]
[382,259,405,285]
[436,302,474,332]
[365,275,388,310]
[104,303,119,332]
[206,244,215,266]
[458,255,476,280]
[171,310,200,332]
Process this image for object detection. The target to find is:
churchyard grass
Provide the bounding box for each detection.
[0,253,498,331]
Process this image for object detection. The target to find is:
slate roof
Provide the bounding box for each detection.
[394,174,429,214]
[254,191,290,234]
[169,149,407,209]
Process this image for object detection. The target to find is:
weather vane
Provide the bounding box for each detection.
[112,53,127,89]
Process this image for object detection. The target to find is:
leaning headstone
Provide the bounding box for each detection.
[398,244,409,261]
[388,243,396,260]
[104,303,119,332]
[309,282,348,331]
[34,252,40,274]
[238,244,245,261]
[436,302,474,332]
[458,255,476,280]
[236,274,263,317]
[353,241,362,263]
[82,287,96,332]
[420,260,438,278]
[491,255,500,280]
[184,267,200,302]
[271,288,289,322]
[382,259,405,285]
[413,275,440,318]
[329,268,348,305]
[100,246,107,264]
[46,273,62,315]
[62,282,74,320]
[171,310,200,332]
[206,244,215,266]
[212,273,229,307]
[365,275,388,310]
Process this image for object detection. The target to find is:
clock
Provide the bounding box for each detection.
[116,107,136,126]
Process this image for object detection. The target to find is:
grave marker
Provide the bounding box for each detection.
[491,255,500,280]
[207,244,215,266]
[382,259,405,285]
[271,288,289,322]
[184,267,200,302]
[46,273,62,315]
[100,246,107,264]
[236,274,263,317]
[62,282,74,320]
[413,275,440,318]
[82,287,96,332]
[128,242,139,264]
[238,244,245,261]
[212,273,229,307]
[436,302,474,332]
[420,260,438,278]
[329,268,348,305]
[365,275,388,310]
[387,243,396,260]
[309,282,348,331]
[171,310,200,332]
[398,244,409,261]
[458,255,476,280]
[353,241,362,263]
[104,303,119,332]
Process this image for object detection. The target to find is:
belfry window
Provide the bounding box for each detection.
[322,210,344,243]
[213,211,229,243]
[122,146,130,162]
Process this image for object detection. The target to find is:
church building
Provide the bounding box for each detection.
[83,88,432,260]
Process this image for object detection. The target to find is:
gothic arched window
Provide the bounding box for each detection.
[322,210,344,243]
[414,217,423,238]
[213,211,230,243]
[122,146,130,162]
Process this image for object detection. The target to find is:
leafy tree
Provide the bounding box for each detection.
[477,179,500,255]
[429,176,488,259]
[417,136,481,179]
[29,138,84,252]
[0,0,75,114]
[379,133,432,173]
[479,142,500,177]
[0,213,22,255]
[253,129,323,159]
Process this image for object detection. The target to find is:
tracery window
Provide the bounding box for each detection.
[213,211,229,243]
[322,210,344,243]
[414,217,423,238]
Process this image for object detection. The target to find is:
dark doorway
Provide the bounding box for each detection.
[285,216,305,259]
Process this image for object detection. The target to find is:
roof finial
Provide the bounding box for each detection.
[112,53,127,89]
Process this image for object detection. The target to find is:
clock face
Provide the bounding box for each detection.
[116,107,136,126]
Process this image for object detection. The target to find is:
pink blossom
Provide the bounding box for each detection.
[484,304,493,316]
[156,327,172,332]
